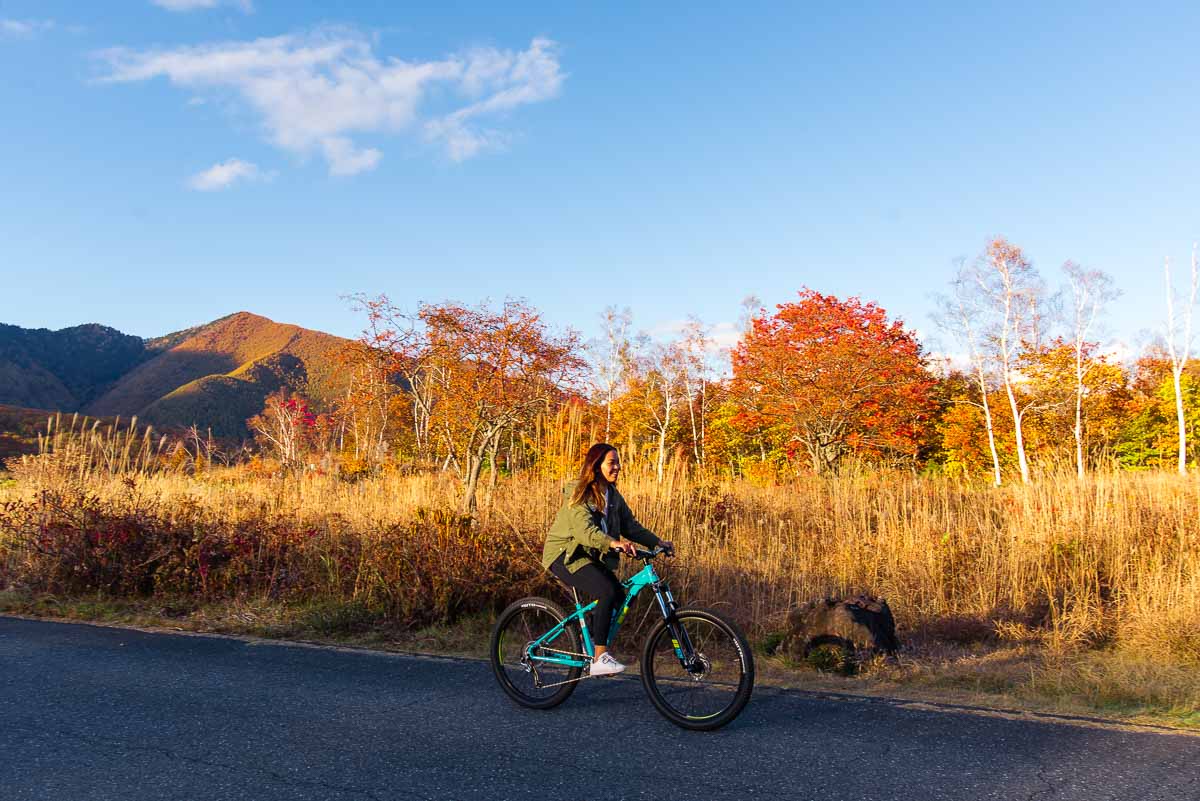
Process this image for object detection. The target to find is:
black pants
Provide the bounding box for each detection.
[549,553,625,648]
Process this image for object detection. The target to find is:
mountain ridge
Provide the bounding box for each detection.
[0,312,354,439]
[0,321,150,411]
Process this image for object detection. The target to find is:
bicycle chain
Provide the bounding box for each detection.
[534,645,591,660]
[528,645,597,689]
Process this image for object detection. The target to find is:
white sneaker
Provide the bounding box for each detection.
[590,652,626,676]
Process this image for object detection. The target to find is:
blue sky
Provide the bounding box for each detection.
[2,1,1199,365]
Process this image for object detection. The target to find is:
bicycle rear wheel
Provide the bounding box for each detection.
[490,597,583,710]
[640,607,754,731]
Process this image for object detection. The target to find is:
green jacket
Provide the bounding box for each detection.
[541,481,663,574]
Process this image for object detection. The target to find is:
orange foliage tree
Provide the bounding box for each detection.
[935,389,1017,478]
[349,295,442,464]
[331,338,411,466]
[1019,339,1129,467]
[731,289,935,474]
[353,296,585,513]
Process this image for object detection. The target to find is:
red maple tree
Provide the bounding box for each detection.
[731,289,935,473]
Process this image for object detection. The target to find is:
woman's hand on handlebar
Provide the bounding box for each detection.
[658,540,675,557]
[610,538,637,557]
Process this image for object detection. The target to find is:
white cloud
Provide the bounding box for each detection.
[1,19,55,37]
[423,119,507,163]
[1101,339,1136,365]
[423,37,563,161]
[708,322,742,351]
[924,350,969,376]
[648,320,743,355]
[320,136,382,176]
[96,30,564,174]
[187,158,266,190]
[151,0,254,13]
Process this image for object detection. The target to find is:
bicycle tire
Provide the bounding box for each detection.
[490,596,583,710]
[640,607,754,731]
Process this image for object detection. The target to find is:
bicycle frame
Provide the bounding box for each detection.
[525,556,696,671]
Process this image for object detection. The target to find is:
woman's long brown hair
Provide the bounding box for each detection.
[570,443,616,512]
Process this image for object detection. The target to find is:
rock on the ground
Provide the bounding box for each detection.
[779,595,900,657]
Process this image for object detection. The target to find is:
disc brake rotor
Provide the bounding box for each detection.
[687,653,711,681]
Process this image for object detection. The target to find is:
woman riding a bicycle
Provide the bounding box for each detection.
[541,443,673,676]
[492,442,754,730]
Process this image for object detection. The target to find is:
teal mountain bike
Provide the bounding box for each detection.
[490,545,754,731]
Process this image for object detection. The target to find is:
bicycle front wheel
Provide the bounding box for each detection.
[640,607,754,731]
[490,597,583,710]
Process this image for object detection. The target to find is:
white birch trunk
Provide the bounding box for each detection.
[1165,248,1198,476]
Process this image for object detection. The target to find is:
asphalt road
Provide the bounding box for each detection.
[2,616,1197,801]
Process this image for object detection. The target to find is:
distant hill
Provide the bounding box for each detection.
[0,313,354,440]
[0,322,150,411]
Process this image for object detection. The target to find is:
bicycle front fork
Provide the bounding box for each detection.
[653,584,702,672]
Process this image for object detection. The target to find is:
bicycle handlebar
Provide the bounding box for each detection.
[630,544,673,560]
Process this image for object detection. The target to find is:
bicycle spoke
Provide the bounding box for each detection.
[497,606,579,702]
[648,616,745,721]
